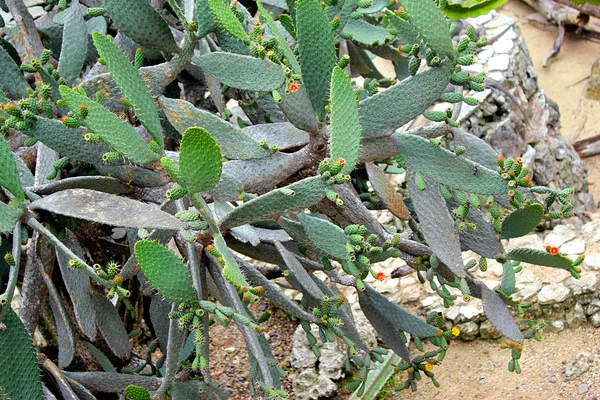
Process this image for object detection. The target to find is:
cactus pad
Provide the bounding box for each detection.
[179,127,222,194]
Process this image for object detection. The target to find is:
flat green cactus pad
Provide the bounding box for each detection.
[219,176,329,230]
[135,240,198,304]
[407,169,466,278]
[103,0,179,52]
[193,52,286,92]
[298,213,350,261]
[395,132,509,195]
[57,0,88,85]
[208,0,251,45]
[479,284,523,342]
[358,63,453,137]
[0,46,29,100]
[92,32,164,148]
[506,248,574,272]
[500,203,544,239]
[179,127,223,193]
[0,309,43,400]
[29,189,186,230]
[296,0,337,120]
[159,96,270,160]
[59,86,159,164]
[0,201,22,234]
[401,0,454,58]
[0,135,24,201]
[341,19,391,46]
[24,117,109,165]
[329,67,362,174]
[383,10,420,45]
[92,292,132,358]
[366,163,410,220]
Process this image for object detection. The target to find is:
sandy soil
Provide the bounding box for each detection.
[500,0,600,204]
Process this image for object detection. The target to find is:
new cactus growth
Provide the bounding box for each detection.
[0,0,584,398]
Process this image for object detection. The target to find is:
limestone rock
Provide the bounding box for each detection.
[455,321,479,341]
[564,352,592,380]
[559,238,585,255]
[550,320,565,332]
[564,273,598,296]
[590,312,600,327]
[479,319,502,339]
[537,284,570,304]
[565,304,586,328]
[544,225,578,248]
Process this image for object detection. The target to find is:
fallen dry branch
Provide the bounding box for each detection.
[573,134,600,158]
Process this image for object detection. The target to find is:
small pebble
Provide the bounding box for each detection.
[549,376,557,383]
[578,384,589,395]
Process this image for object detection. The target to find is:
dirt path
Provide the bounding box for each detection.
[500,0,600,204]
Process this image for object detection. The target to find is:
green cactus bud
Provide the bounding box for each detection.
[41,99,55,117]
[23,137,38,147]
[414,171,427,190]
[6,104,22,118]
[16,119,33,131]
[45,169,58,180]
[22,110,36,121]
[337,54,350,70]
[455,145,466,156]
[457,36,469,52]
[457,55,474,66]
[340,31,353,40]
[446,117,460,128]
[462,96,479,106]
[39,49,52,66]
[124,385,151,400]
[175,210,199,222]
[249,42,266,58]
[477,36,488,47]
[450,71,469,85]
[440,92,463,103]
[21,63,38,73]
[350,11,362,19]
[188,220,209,231]
[53,157,70,170]
[408,56,421,76]
[102,151,120,164]
[356,0,372,7]
[470,72,486,84]
[61,116,82,128]
[468,81,485,92]
[466,25,475,41]
[83,132,100,144]
[423,110,446,122]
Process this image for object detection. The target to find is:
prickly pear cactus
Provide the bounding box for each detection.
[0,0,583,398]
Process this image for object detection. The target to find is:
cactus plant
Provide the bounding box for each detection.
[0,0,584,398]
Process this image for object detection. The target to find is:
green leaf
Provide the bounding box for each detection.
[506,248,574,273]
[29,189,186,230]
[59,86,159,164]
[0,46,29,100]
[103,0,179,52]
[341,19,391,46]
[366,163,410,220]
[0,309,43,400]
[402,0,454,58]
[500,203,544,239]
[179,127,223,193]
[442,0,509,21]
[358,63,453,137]
[193,52,286,91]
[0,202,22,234]
[256,1,301,75]
[159,96,270,160]
[219,176,329,229]
[135,240,198,303]
[329,67,361,174]
[298,213,349,260]
[407,169,466,278]
[92,33,164,148]
[58,0,88,85]
[24,117,109,165]
[296,0,337,120]
[208,0,251,45]
[395,133,509,195]
[0,136,24,201]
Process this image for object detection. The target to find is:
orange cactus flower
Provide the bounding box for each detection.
[376,271,385,281]
[550,246,559,256]
[425,362,434,372]
[288,81,300,93]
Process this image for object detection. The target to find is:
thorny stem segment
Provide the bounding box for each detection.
[0,222,22,325]
[154,302,187,399]
[26,218,111,288]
